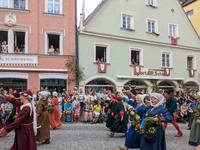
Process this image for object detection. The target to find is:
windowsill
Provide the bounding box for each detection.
[94,62,110,65]
[0,7,30,13]
[14,52,25,53]
[168,36,180,39]
[130,65,143,67]
[146,32,160,36]
[161,67,173,69]
[187,69,196,71]
[46,53,61,55]
[120,27,135,31]
[43,12,64,17]
[146,5,158,9]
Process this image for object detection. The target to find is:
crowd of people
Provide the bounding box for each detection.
[0,86,200,150]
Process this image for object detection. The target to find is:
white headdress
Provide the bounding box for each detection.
[53,91,58,97]
[136,94,146,104]
[150,93,164,108]
[38,91,50,100]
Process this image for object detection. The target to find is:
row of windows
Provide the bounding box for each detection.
[0,0,62,14]
[94,43,196,70]
[121,13,179,38]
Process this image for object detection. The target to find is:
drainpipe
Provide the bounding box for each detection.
[75,0,79,88]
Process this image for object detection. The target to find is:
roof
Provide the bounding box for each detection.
[83,0,109,27]
[182,0,196,7]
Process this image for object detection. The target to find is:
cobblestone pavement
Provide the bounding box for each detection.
[0,123,195,150]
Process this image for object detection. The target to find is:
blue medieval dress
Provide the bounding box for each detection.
[125,100,146,149]
[137,106,173,150]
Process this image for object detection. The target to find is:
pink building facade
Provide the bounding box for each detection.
[0,0,76,93]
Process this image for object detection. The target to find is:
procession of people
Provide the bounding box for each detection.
[0,86,200,150]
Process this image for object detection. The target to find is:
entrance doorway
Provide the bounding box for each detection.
[158,81,175,89]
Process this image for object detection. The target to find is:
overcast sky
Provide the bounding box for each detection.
[77,0,100,25]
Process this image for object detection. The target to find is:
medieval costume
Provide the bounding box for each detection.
[107,96,128,137]
[119,95,146,150]
[163,89,183,137]
[189,92,200,146]
[49,92,61,129]
[106,99,117,130]
[36,91,51,144]
[0,90,37,150]
[137,93,173,150]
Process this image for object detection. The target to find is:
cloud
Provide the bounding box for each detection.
[77,0,100,25]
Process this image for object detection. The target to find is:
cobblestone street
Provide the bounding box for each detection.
[0,123,195,150]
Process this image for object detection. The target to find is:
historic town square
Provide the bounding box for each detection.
[1,0,200,150]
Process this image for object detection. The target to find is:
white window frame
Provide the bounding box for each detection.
[146,0,157,7]
[45,0,63,14]
[146,18,158,33]
[161,51,172,68]
[45,31,63,55]
[94,42,110,64]
[12,29,28,53]
[0,0,9,8]
[129,47,143,66]
[13,0,26,10]
[186,54,196,70]
[168,23,179,38]
[121,12,134,30]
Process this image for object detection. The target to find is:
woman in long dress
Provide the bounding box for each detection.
[106,98,117,130]
[189,92,200,146]
[0,90,37,150]
[107,95,128,137]
[36,91,51,144]
[136,93,173,150]
[49,91,61,129]
[119,95,146,150]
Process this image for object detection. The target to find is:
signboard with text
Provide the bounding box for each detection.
[132,68,167,77]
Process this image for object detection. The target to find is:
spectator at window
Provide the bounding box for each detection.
[19,44,24,52]
[1,101,13,123]
[55,48,60,54]
[84,99,93,123]
[131,59,136,65]
[23,44,25,52]
[47,45,55,54]
[100,57,104,63]
[63,98,74,123]
[91,100,101,124]
[96,58,100,64]
[0,42,2,50]
[135,60,139,66]
[14,46,19,52]
[2,41,8,53]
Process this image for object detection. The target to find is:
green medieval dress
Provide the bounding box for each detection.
[111,101,128,133]
[189,101,200,145]
[106,100,117,129]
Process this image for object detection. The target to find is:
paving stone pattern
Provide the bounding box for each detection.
[0,123,195,150]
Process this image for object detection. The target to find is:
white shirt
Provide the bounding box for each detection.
[84,95,91,102]
[58,97,62,105]
[91,95,97,101]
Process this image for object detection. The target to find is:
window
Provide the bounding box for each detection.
[47,34,60,54]
[148,0,154,6]
[129,47,143,66]
[121,13,134,30]
[0,0,8,8]
[162,52,171,68]
[169,24,179,38]
[0,31,8,53]
[187,54,196,70]
[48,0,60,14]
[14,0,25,9]
[14,31,25,53]
[148,21,156,33]
[94,43,110,63]
[186,9,193,20]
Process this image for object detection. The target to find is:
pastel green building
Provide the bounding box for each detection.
[78,0,200,92]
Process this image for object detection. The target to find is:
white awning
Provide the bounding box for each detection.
[117,75,184,80]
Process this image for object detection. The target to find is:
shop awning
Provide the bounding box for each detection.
[117,75,184,80]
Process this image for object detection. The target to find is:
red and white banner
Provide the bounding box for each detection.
[164,68,170,76]
[190,70,195,77]
[98,63,106,73]
[172,37,177,45]
[134,66,141,75]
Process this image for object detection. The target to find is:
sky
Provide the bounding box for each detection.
[77,0,101,25]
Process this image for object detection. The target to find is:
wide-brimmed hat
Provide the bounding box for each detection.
[135,86,140,90]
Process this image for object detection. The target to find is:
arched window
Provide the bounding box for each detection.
[158,81,175,88]
[124,80,147,90]
[86,79,115,91]
[185,82,198,90]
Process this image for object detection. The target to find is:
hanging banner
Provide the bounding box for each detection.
[134,66,141,75]
[98,63,106,73]
[164,68,170,76]
[190,70,195,77]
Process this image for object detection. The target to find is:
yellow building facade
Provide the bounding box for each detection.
[183,0,200,36]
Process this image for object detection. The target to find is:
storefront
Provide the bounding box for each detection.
[85,79,115,91]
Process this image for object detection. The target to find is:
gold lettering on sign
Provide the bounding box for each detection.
[140,69,165,76]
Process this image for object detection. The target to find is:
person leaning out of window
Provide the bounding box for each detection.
[47,45,55,54]
[14,46,20,52]
[1,41,8,53]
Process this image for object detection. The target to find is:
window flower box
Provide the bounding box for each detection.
[127,28,133,31]
[152,32,160,36]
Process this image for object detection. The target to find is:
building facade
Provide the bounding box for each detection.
[78,0,200,92]
[0,0,76,93]
[182,0,200,36]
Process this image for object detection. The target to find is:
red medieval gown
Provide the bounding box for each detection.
[0,96,37,150]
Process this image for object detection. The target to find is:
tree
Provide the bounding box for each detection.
[150,79,159,92]
[65,55,85,84]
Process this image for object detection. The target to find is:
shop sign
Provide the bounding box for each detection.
[0,54,38,65]
[133,68,166,77]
